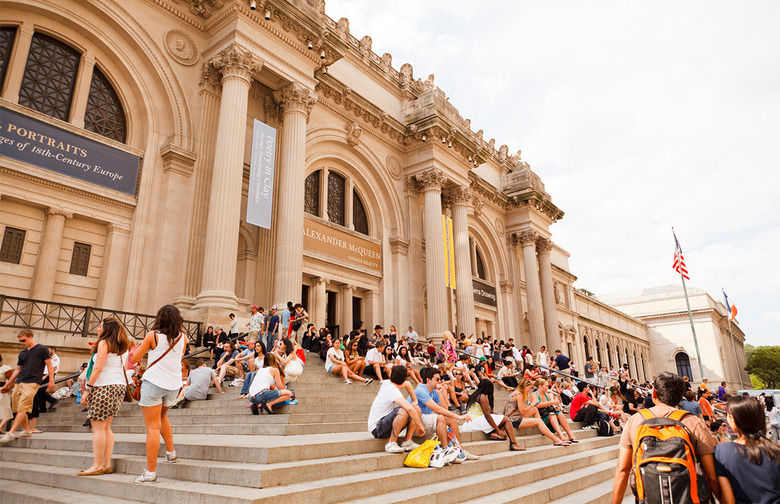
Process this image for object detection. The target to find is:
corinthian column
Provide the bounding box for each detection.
[272,82,317,306]
[30,208,72,300]
[420,169,448,342]
[450,186,476,338]
[518,230,546,351]
[195,44,259,312]
[537,237,559,351]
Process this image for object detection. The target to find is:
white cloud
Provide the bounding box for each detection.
[326,1,780,346]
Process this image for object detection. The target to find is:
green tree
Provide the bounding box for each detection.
[745,345,780,389]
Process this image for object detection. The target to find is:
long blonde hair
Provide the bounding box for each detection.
[514,377,534,401]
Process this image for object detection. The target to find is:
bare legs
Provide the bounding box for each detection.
[514,416,565,444]
[141,404,175,473]
[331,364,366,383]
[81,417,115,472]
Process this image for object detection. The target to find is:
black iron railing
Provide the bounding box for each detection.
[0,295,201,343]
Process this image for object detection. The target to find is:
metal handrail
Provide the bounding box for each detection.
[0,295,201,344]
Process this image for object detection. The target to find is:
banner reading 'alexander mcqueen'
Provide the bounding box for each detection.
[303,217,382,273]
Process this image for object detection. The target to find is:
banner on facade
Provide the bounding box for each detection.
[0,105,139,195]
[442,214,456,289]
[473,278,497,307]
[247,118,277,229]
[303,216,382,273]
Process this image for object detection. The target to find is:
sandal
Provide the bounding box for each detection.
[568,439,579,443]
[489,433,505,441]
[509,442,526,451]
[553,440,571,447]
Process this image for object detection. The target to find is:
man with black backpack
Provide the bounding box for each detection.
[611,372,720,504]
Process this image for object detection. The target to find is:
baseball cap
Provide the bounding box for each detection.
[374,325,382,330]
[251,305,258,310]
[271,306,278,311]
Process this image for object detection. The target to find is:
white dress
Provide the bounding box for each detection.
[0,364,13,422]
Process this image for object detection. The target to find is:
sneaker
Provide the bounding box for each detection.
[442,446,460,465]
[134,470,157,483]
[363,378,373,386]
[344,379,352,384]
[400,439,419,452]
[165,451,179,463]
[463,450,480,460]
[15,431,32,438]
[0,433,13,444]
[384,441,404,454]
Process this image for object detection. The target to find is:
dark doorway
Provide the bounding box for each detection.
[301,284,310,311]
[326,290,338,338]
[352,296,362,329]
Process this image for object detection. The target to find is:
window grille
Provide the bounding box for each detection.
[19,33,80,121]
[84,66,126,142]
[304,170,320,216]
[69,242,91,276]
[353,189,369,235]
[327,171,345,226]
[0,26,17,89]
[0,227,26,264]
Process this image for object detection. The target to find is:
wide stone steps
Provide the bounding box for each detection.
[1,349,620,503]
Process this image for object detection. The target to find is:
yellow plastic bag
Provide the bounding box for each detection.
[403,439,439,468]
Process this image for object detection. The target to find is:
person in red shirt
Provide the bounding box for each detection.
[569,381,609,428]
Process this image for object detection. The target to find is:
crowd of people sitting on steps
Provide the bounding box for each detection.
[1,301,777,500]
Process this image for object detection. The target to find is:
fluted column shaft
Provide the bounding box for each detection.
[421,170,448,342]
[313,277,327,329]
[272,83,317,305]
[196,45,259,311]
[97,223,132,309]
[519,231,546,351]
[450,188,475,338]
[30,209,71,300]
[537,238,559,351]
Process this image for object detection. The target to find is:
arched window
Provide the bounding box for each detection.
[606,342,613,368]
[595,339,602,364]
[352,189,368,235]
[583,336,590,360]
[304,171,320,217]
[84,66,126,142]
[475,246,486,280]
[19,32,81,121]
[0,26,17,88]
[327,171,346,226]
[675,352,693,380]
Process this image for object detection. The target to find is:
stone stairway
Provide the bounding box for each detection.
[0,351,628,504]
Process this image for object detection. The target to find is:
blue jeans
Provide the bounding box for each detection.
[249,389,280,405]
[266,332,277,351]
[241,372,256,395]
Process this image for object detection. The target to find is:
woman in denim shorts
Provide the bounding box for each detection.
[131,305,186,483]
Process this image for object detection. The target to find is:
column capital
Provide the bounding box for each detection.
[46,207,73,219]
[499,280,514,293]
[517,230,537,245]
[389,236,410,255]
[418,169,446,192]
[210,43,261,84]
[447,185,472,206]
[536,237,553,253]
[312,275,328,285]
[274,82,318,117]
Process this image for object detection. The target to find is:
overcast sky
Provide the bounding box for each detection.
[326,1,780,346]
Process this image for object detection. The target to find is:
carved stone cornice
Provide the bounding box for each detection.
[418,169,446,191]
[274,82,318,117]
[536,237,553,253]
[389,236,410,256]
[161,143,198,177]
[469,173,509,210]
[518,230,538,245]
[46,207,73,219]
[180,0,224,19]
[210,43,260,83]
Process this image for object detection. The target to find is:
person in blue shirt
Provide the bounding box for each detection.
[679,390,704,420]
[279,301,293,338]
[411,367,479,460]
[265,307,281,351]
[553,350,570,372]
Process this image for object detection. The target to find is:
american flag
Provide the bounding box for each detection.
[673,231,690,280]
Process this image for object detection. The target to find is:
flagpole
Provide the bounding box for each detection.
[722,290,743,389]
[673,228,705,381]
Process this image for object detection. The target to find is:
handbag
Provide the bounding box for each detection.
[292,319,302,332]
[403,439,438,468]
[121,353,133,403]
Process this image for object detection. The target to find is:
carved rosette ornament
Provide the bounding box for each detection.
[387,155,402,180]
[418,169,446,192]
[210,44,260,84]
[518,230,537,246]
[537,237,553,253]
[273,82,318,117]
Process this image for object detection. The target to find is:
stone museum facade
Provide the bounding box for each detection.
[0,0,745,387]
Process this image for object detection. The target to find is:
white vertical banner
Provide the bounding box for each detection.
[247,118,277,229]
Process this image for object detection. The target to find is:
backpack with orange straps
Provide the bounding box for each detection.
[629,409,712,504]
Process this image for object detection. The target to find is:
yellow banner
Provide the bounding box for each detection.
[442,215,456,289]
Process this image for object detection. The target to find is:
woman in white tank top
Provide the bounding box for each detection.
[130,305,186,483]
[78,316,132,476]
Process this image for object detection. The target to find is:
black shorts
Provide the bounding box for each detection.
[371,406,410,439]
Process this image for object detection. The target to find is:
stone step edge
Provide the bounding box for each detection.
[0,478,149,504]
[329,446,619,504]
[440,459,618,504]
[549,478,628,504]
